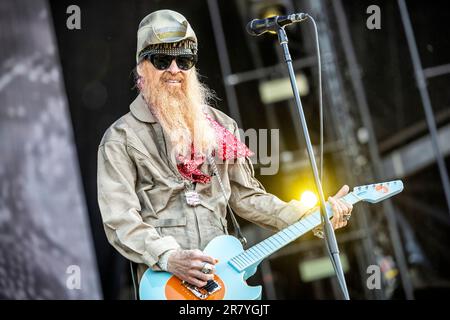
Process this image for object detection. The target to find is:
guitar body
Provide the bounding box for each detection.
[139,235,262,300]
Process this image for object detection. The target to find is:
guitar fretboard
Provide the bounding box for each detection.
[228,192,361,273]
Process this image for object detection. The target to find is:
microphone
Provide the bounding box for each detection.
[246,13,309,36]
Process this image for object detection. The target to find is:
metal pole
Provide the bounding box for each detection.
[398,0,450,213]
[206,0,243,127]
[332,0,415,300]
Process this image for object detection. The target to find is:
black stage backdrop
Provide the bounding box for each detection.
[0,0,101,299]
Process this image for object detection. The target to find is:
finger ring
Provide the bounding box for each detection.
[201,262,213,274]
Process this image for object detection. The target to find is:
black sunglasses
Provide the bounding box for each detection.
[145,53,198,71]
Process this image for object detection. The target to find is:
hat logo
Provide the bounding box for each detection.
[153,25,187,42]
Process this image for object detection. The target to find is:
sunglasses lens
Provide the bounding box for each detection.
[176,55,197,70]
[148,54,197,70]
[150,54,172,70]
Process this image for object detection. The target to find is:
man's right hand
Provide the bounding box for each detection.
[167,249,218,287]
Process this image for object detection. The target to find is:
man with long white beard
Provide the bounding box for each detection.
[97,9,352,290]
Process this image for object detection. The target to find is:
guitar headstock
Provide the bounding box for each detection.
[353,180,404,203]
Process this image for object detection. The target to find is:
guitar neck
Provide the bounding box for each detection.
[228,192,362,273]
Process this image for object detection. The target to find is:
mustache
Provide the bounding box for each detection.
[160,72,185,82]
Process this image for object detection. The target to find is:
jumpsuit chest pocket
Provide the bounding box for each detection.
[146,215,191,249]
[137,181,184,219]
[197,201,228,235]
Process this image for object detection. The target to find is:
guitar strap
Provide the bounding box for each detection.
[130,261,139,300]
[207,154,247,247]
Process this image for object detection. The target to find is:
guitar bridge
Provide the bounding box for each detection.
[182,279,221,300]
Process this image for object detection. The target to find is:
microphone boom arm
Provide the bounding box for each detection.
[246,13,308,36]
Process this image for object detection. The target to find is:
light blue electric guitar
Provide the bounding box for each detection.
[139,180,404,300]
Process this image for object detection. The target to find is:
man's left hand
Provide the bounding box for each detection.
[328,185,353,230]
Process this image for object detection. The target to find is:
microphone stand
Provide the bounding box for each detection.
[276,25,350,300]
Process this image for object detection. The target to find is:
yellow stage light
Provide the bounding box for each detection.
[260,7,282,34]
[262,8,281,19]
[300,190,318,209]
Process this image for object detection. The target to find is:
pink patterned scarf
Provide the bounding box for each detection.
[176,113,254,184]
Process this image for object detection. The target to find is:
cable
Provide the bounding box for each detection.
[309,16,324,184]
[309,16,350,299]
